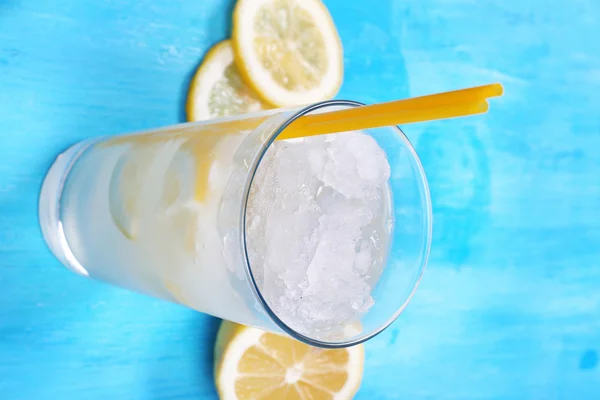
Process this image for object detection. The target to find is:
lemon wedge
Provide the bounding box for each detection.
[215,321,363,400]
[232,0,343,107]
[186,40,268,121]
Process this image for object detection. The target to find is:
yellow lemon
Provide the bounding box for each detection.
[186,40,268,121]
[214,321,364,400]
[232,0,344,107]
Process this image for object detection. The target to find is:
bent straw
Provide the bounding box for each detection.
[278,83,503,140]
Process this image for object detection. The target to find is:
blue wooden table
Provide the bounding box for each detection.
[1,0,599,399]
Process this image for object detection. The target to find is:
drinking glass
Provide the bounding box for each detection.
[39,100,432,348]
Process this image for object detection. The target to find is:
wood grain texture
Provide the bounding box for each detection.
[1,0,599,399]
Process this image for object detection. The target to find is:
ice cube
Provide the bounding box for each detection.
[245,131,391,336]
[319,132,391,198]
[353,239,373,275]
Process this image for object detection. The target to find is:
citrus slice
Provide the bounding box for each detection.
[108,139,184,240]
[215,322,363,400]
[232,0,343,107]
[186,40,268,121]
[108,147,158,240]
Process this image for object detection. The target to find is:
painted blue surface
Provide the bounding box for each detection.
[1,0,599,398]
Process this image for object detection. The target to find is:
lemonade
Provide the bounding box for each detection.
[40,105,392,332]
[39,101,432,346]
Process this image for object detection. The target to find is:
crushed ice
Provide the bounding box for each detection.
[246,131,391,335]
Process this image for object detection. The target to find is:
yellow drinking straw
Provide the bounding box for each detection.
[278,83,504,140]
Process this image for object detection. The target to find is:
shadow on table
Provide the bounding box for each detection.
[145,314,221,400]
[176,0,236,122]
[415,123,491,268]
[193,316,222,397]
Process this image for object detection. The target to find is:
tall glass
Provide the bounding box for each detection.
[39,101,432,348]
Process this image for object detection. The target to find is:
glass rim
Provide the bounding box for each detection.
[239,99,433,348]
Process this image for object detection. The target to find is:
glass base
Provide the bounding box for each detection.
[39,139,98,276]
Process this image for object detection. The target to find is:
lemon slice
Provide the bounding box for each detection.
[215,322,363,400]
[108,139,184,240]
[108,147,159,239]
[232,0,343,107]
[186,40,268,121]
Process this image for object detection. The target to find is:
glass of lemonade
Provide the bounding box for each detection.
[39,100,432,348]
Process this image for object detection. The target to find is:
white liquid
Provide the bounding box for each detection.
[45,127,393,336]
